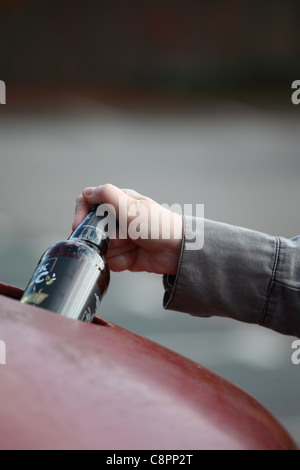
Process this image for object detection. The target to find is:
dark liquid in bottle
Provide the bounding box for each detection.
[21,205,110,322]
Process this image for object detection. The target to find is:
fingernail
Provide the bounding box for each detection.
[83,187,94,197]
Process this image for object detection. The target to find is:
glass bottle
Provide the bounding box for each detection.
[20,205,110,322]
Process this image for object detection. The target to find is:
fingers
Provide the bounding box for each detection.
[122,188,150,201]
[74,183,151,222]
[106,238,136,258]
[72,184,121,230]
[83,184,124,208]
[107,250,137,272]
[72,193,91,231]
[72,184,154,238]
[106,240,138,272]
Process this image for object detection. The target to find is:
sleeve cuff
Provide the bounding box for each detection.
[162,215,212,318]
[162,216,277,326]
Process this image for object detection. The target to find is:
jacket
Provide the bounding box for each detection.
[163,217,300,338]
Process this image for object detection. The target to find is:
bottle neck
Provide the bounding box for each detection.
[69,205,110,255]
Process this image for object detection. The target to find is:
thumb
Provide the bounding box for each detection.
[83,184,155,241]
[83,184,136,219]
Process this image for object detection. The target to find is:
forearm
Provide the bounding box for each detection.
[163,217,300,338]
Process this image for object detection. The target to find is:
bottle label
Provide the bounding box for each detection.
[21,258,58,305]
[21,256,103,322]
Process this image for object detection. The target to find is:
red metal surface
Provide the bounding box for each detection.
[0,282,297,450]
[0,282,24,300]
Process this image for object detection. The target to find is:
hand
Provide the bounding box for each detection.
[73,184,183,275]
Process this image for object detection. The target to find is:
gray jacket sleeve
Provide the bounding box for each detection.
[163,217,300,338]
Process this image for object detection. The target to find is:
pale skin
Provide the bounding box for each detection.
[73,184,183,275]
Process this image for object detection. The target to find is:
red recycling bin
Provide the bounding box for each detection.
[0,282,297,450]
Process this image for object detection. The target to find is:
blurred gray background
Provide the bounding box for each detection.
[0,0,299,447]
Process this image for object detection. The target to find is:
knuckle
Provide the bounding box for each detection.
[102,183,114,193]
